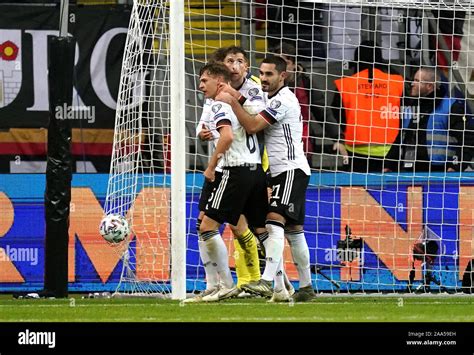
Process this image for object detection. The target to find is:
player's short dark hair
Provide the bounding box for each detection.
[261,56,287,73]
[271,42,296,64]
[223,45,249,63]
[208,47,228,64]
[199,62,231,82]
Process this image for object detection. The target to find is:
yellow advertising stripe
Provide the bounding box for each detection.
[72,129,114,144]
[0,128,47,144]
[186,21,240,30]
[0,128,114,144]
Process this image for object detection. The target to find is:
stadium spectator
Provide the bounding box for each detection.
[272,43,339,164]
[330,41,404,172]
[395,67,473,172]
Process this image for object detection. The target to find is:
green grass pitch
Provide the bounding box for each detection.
[1,295,473,322]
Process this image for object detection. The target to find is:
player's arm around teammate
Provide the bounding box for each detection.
[190,47,262,302]
[218,46,268,291]
[193,62,271,302]
[217,56,316,302]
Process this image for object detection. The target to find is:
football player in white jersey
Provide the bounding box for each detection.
[217,56,316,302]
[192,49,227,302]
[194,62,269,301]
[190,47,275,302]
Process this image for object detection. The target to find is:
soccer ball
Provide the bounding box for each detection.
[99,214,130,243]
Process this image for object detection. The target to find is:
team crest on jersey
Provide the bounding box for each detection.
[248,88,259,97]
[270,100,281,109]
[211,104,222,113]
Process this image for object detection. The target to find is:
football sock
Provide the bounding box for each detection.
[200,230,234,289]
[274,259,285,292]
[262,221,285,282]
[233,238,250,288]
[236,228,261,284]
[285,230,312,288]
[283,270,293,291]
[197,219,219,289]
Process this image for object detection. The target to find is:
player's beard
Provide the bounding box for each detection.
[261,80,278,93]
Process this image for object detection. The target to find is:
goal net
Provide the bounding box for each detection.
[105,0,474,297]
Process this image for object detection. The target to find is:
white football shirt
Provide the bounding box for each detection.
[196,76,265,138]
[259,86,310,176]
[196,76,265,169]
[238,76,265,114]
[210,101,261,167]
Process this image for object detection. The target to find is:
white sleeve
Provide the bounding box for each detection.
[211,102,233,129]
[196,112,206,137]
[243,101,266,115]
[196,100,212,137]
[242,86,265,115]
[260,97,289,124]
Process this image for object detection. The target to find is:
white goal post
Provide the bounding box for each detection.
[105,0,474,298]
[169,0,186,301]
